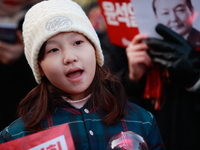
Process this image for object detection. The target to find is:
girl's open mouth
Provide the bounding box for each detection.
[66,70,83,82]
[66,70,83,78]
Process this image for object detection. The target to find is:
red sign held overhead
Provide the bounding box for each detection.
[98,0,139,47]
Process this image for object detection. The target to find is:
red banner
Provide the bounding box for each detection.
[0,123,75,150]
[98,0,139,47]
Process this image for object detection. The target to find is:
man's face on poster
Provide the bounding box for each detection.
[154,0,193,36]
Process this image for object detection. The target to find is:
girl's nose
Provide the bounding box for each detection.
[63,50,78,65]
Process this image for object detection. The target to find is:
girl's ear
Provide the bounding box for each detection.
[39,65,45,76]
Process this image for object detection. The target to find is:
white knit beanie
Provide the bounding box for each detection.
[23,0,104,83]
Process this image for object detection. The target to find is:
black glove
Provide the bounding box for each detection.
[146,24,200,88]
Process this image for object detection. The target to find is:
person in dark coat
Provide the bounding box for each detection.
[126,24,200,150]
[0,18,37,131]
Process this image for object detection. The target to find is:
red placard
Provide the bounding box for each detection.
[0,123,75,150]
[98,0,139,47]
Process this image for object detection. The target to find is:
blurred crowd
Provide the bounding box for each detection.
[0,0,41,131]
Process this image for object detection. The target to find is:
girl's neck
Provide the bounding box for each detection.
[63,94,91,109]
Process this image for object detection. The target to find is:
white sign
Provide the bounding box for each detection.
[29,135,68,150]
[131,0,200,44]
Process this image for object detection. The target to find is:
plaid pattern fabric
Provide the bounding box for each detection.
[0,102,165,150]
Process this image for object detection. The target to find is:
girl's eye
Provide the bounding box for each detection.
[48,48,58,53]
[74,41,83,45]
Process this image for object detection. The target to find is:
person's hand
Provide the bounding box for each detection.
[126,34,153,82]
[0,30,24,65]
[146,24,200,88]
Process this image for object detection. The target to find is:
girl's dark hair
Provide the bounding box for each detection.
[18,42,127,133]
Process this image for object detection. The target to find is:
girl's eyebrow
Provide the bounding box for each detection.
[70,32,82,38]
[46,32,81,45]
[46,40,57,45]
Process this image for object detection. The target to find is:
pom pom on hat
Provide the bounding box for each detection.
[23,0,104,83]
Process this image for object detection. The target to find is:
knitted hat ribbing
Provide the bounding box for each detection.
[23,0,104,83]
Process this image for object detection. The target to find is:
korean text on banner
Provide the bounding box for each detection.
[98,0,139,47]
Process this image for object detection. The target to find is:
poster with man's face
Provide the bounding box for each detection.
[131,0,200,48]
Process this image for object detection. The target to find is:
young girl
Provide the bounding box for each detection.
[0,0,165,149]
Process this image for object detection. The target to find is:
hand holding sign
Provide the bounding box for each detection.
[146,24,200,88]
